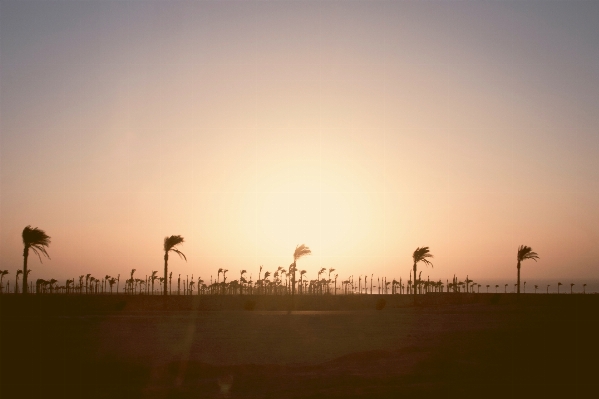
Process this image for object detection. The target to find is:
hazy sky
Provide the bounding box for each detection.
[1,0,598,285]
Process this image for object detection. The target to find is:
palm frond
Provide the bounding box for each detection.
[413,246,434,267]
[293,244,312,261]
[164,235,185,252]
[517,245,539,262]
[22,226,51,248]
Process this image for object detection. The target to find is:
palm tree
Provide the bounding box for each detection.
[328,268,336,294]
[16,270,23,294]
[163,235,187,296]
[292,244,311,296]
[557,282,562,294]
[21,226,51,294]
[299,270,307,294]
[516,245,539,294]
[523,281,526,293]
[495,284,499,293]
[108,278,116,293]
[570,283,574,294]
[150,271,158,294]
[504,284,508,293]
[583,284,587,294]
[412,247,433,303]
[534,284,538,293]
[546,284,550,294]
[240,270,247,295]
[0,270,9,294]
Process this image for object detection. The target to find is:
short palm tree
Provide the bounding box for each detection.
[163,235,187,296]
[583,283,586,294]
[557,282,562,294]
[150,271,158,294]
[16,270,23,294]
[292,244,311,296]
[0,270,9,293]
[21,226,51,294]
[516,245,539,294]
[108,277,116,293]
[570,283,574,294]
[412,247,433,303]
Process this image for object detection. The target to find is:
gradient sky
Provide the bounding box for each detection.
[1,0,598,286]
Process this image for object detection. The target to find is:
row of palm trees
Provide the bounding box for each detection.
[9,225,578,298]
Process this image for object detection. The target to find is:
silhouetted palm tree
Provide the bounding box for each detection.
[557,282,562,294]
[412,247,433,303]
[292,244,311,296]
[16,270,23,294]
[150,271,158,294]
[570,283,574,294]
[21,226,51,294]
[495,284,499,293]
[0,270,9,294]
[546,284,550,294]
[516,245,539,294]
[583,284,586,294]
[534,285,538,293]
[108,277,116,293]
[163,235,187,296]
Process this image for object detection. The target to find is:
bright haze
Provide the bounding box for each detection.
[1,1,598,284]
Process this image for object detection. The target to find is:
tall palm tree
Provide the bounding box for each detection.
[292,244,311,296]
[570,283,574,294]
[516,245,539,294]
[163,235,187,296]
[21,226,51,294]
[412,247,433,303]
[557,282,562,294]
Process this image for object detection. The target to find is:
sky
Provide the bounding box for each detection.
[1,0,598,287]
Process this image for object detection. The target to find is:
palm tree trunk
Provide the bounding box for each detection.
[22,246,29,294]
[292,262,296,296]
[163,252,168,296]
[413,263,417,304]
[517,261,521,294]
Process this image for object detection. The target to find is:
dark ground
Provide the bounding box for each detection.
[1,294,598,398]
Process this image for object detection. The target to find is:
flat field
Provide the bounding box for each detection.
[1,294,597,397]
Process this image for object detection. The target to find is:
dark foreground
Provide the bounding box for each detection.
[1,294,598,397]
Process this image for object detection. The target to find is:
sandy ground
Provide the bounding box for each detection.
[2,296,598,397]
